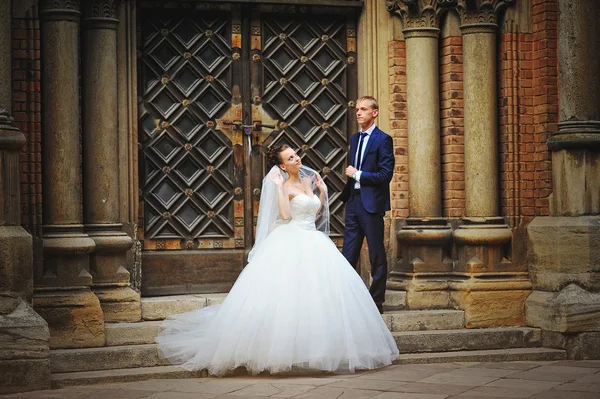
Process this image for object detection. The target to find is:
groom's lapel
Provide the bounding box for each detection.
[349,132,359,167]
[362,128,380,162]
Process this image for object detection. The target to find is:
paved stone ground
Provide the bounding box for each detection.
[2,360,600,399]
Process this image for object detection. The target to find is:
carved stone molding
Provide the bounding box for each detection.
[39,0,80,21]
[82,0,118,28]
[386,0,458,29]
[386,0,444,29]
[456,0,515,27]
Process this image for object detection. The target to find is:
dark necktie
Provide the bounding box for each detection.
[356,132,367,171]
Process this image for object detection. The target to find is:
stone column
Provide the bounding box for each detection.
[82,0,139,322]
[526,0,600,359]
[386,1,453,310]
[33,0,105,349]
[0,0,50,393]
[450,0,529,328]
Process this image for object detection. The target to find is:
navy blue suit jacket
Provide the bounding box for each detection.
[340,126,395,214]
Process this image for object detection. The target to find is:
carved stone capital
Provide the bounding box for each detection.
[386,0,454,30]
[82,0,119,28]
[39,0,81,22]
[456,0,515,27]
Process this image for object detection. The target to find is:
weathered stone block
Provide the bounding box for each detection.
[0,300,50,394]
[402,278,450,309]
[0,226,33,301]
[450,279,532,328]
[34,290,105,349]
[94,286,141,322]
[527,216,600,291]
[408,290,450,310]
[526,284,600,333]
[384,290,407,310]
[542,330,600,360]
[0,359,50,394]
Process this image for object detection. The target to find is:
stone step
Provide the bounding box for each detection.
[50,347,566,389]
[392,327,542,353]
[393,347,567,364]
[140,294,226,321]
[383,290,407,310]
[51,365,206,389]
[54,326,541,373]
[105,309,465,347]
[383,309,464,332]
[50,344,168,373]
[140,291,404,321]
[105,321,162,346]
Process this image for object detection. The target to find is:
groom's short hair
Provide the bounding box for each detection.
[356,96,378,110]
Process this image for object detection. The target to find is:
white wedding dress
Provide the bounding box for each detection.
[156,193,399,376]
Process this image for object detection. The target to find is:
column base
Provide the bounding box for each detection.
[0,299,50,394]
[87,225,139,322]
[33,289,104,349]
[39,225,96,287]
[453,217,513,273]
[394,218,454,273]
[450,276,532,328]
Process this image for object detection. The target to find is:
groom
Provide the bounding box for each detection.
[340,96,394,314]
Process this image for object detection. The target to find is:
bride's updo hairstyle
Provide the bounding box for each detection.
[266,144,290,170]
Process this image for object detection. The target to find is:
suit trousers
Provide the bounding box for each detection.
[341,190,387,307]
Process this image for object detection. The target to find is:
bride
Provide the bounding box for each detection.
[156,144,399,376]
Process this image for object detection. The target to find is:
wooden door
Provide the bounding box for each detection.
[137,1,359,295]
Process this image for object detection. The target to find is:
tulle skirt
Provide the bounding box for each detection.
[156,221,399,376]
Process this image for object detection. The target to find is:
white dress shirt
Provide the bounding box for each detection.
[353,124,376,189]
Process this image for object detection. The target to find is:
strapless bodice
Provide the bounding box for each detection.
[289,193,321,227]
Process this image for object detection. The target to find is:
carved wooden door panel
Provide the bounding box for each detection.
[138,2,358,296]
[250,7,357,240]
[138,5,246,295]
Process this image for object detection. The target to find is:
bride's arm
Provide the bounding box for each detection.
[268,169,291,220]
[276,184,291,220]
[307,175,326,215]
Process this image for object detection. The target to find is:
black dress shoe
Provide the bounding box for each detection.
[376,304,384,314]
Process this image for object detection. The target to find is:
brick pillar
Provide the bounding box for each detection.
[0,0,50,394]
[33,0,105,349]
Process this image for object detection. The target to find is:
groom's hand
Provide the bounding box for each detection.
[345,166,357,178]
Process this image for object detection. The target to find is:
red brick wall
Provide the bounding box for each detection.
[531,0,557,218]
[12,14,42,235]
[388,41,408,219]
[498,1,557,227]
[499,28,530,228]
[440,36,465,218]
